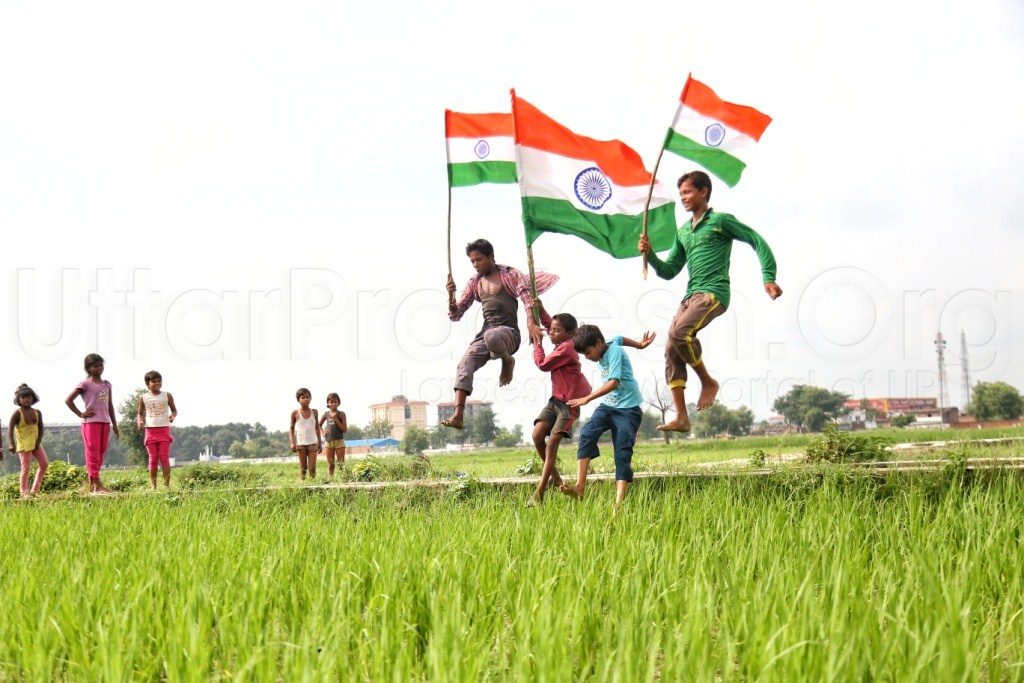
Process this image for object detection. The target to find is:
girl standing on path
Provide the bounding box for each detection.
[318,392,347,478]
[9,384,48,498]
[65,353,120,494]
[136,370,178,489]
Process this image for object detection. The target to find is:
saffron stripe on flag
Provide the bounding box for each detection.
[445,111,514,138]
[512,98,653,186]
[664,130,747,188]
[448,161,518,187]
[681,79,772,141]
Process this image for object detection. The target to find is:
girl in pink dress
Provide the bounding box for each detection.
[64,353,120,494]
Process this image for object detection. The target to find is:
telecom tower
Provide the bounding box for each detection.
[934,332,949,426]
[960,330,972,409]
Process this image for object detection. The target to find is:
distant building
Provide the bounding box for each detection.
[369,395,428,442]
[842,397,957,428]
[345,438,401,455]
[436,399,493,425]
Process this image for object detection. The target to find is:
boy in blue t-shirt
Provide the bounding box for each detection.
[561,323,656,509]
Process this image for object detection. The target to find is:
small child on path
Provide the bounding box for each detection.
[65,353,120,495]
[561,324,655,510]
[318,393,347,478]
[136,370,178,490]
[9,384,48,498]
[290,388,321,480]
[527,302,591,506]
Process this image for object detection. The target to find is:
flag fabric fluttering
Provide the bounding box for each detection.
[511,92,677,259]
[445,111,517,187]
[663,75,771,187]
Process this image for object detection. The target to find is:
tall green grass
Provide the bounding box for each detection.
[2,472,1022,679]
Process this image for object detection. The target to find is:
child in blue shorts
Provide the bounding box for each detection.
[561,323,655,509]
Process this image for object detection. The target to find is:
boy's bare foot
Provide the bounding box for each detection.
[697,379,719,410]
[525,494,541,508]
[499,356,515,386]
[559,483,583,500]
[441,416,464,430]
[657,416,691,432]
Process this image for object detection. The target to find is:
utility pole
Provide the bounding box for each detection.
[960,330,972,410]
[934,332,949,428]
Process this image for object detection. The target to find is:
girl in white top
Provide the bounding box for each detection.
[289,387,321,481]
[136,370,177,489]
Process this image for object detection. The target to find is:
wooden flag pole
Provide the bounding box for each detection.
[643,73,692,280]
[526,242,541,328]
[446,182,453,280]
[641,146,667,280]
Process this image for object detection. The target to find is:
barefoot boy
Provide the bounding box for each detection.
[527,302,591,506]
[638,170,781,432]
[443,239,557,429]
[561,324,655,509]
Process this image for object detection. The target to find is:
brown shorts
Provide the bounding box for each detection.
[665,292,725,387]
[534,398,579,438]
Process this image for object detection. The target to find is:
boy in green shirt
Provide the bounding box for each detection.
[638,170,782,432]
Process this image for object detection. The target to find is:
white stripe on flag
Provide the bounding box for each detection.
[446,135,516,164]
[517,146,675,216]
[671,106,757,156]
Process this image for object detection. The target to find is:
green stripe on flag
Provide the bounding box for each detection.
[448,161,517,187]
[522,197,677,259]
[664,130,746,187]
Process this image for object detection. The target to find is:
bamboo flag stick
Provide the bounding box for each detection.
[446,182,453,280]
[511,88,541,329]
[640,146,667,280]
[526,242,541,328]
[642,73,692,280]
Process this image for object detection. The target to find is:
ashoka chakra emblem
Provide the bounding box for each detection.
[474,140,491,159]
[573,167,612,210]
[704,123,726,147]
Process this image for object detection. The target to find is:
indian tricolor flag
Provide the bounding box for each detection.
[511,92,677,259]
[664,75,772,187]
[445,111,517,187]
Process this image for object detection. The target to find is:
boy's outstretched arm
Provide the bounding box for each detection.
[567,380,619,408]
[621,331,657,349]
[721,215,782,299]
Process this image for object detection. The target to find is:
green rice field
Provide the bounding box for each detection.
[3,466,1023,680]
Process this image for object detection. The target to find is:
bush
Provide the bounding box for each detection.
[177,465,254,490]
[891,414,916,428]
[348,455,432,483]
[805,426,890,464]
[40,461,88,493]
[749,449,768,468]
[516,458,540,476]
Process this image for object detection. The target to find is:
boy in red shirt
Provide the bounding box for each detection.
[526,302,591,506]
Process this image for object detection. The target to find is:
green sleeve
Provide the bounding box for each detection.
[648,235,687,280]
[721,214,777,283]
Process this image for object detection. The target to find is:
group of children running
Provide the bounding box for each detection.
[446,170,782,511]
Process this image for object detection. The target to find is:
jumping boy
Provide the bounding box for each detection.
[638,170,781,432]
[561,324,655,510]
[443,238,557,429]
[527,302,591,506]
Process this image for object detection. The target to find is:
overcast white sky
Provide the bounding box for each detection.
[2,0,1022,434]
